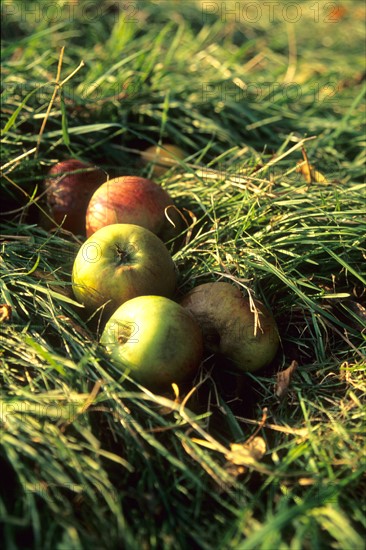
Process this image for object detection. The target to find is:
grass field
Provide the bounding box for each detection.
[1,1,365,548]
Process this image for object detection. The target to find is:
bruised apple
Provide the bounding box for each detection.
[72,224,176,316]
[44,159,106,234]
[141,143,186,177]
[85,176,184,243]
[180,282,280,373]
[100,295,203,390]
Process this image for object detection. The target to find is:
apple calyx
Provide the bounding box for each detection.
[116,324,134,344]
[114,243,135,266]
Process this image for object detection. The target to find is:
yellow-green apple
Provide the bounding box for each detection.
[100,295,203,390]
[140,143,186,177]
[72,224,176,316]
[44,159,106,234]
[180,282,280,373]
[85,176,184,243]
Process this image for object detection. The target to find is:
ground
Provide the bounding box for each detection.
[1,1,365,549]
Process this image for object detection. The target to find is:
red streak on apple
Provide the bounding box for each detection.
[44,159,106,235]
[85,176,183,242]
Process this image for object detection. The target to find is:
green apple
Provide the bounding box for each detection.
[72,224,176,316]
[180,282,280,373]
[100,295,203,390]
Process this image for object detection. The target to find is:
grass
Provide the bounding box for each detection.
[1,1,365,548]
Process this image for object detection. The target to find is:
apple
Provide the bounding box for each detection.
[180,282,280,373]
[85,176,184,243]
[44,159,106,234]
[140,143,186,177]
[72,223,176,316]
[100,295,203,390]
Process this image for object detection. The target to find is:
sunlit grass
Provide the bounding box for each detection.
[1,1,365,548]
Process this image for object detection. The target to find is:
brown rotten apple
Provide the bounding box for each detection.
[141,143,186,177]
[44,159,106,234]
[85,176,184,243]
[180,282,280,373]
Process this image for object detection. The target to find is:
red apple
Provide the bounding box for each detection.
[180,282,280,373]
[44,159,106,234]
[85,176,184,243]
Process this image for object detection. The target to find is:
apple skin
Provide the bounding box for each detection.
[72,224,177,316]
[85,176,184,243]
[44,159,106,234]
[180,282,280,373]
[100,295,203,390]
[141,144,186,177]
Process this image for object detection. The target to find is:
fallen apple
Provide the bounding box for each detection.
[100,295,203,390]
[85,176,184,243]
[180,282,280,373]
[140,143,186,177]
[72,223,176,316]
[44,159,106,234]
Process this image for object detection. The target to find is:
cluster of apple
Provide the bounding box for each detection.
[43,145,280,391]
